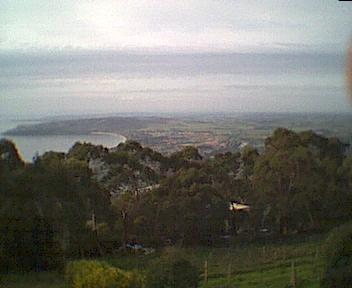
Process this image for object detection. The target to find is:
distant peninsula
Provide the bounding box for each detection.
[4,113,352,155]
[4,116,172,136]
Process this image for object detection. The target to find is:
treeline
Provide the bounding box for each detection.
[0,128,352,271]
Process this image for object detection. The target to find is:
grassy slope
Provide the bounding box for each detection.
[1,272,64,288]
[1,234,325,288]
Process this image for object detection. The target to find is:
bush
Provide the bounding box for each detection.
[0,207,64,272]
[321,223,352,288]
[145,250,199,288]
[65,260,144,288]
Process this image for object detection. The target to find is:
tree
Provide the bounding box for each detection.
[252,128,346,234]
[0,142,113,271]
[67,142,107,161]
[140,167,228,246]
[0,138,24,171]
[168,146,203,171]
[321,223,352,288]
[146,249,199,288]
[112,191,138,249]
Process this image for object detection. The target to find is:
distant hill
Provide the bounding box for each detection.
[4,116,174,136]
[4,113,352,155]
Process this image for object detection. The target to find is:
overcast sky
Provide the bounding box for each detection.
[1,0,351,53]
[1,0,352,117]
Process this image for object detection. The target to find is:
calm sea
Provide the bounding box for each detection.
[0,52,347,117]
[0,119,125,162]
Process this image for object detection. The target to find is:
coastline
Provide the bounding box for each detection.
[90,131,127,143]
[1,130,127,162]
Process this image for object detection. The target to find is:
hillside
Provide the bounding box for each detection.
[2,234,326,288]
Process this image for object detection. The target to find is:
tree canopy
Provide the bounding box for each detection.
[0,127,351,272]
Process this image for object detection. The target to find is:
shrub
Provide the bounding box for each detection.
[145,250,199,288]
[0,207,64,272]
[321,223,352,288]
[65,260,144,288]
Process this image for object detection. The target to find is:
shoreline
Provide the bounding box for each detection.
[90,131,127,143]
[1,132,128,162]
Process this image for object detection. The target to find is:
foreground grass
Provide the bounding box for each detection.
[203,257,322,288]
[1,234,325,288]
[1,272,65,288]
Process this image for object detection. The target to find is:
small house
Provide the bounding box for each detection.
[229,200,250,235]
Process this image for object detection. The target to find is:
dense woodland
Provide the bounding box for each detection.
[1,128,352,272]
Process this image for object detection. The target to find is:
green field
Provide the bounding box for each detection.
[1,234,325,288]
